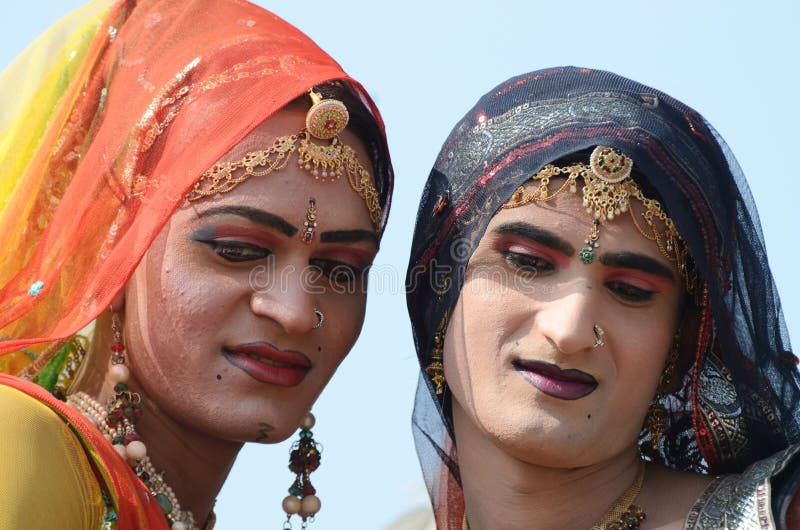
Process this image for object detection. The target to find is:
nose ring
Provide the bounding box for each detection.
[593,324,605,348]
[313,308,325,329]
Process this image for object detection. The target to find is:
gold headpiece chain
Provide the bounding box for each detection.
[502,146,696,292]
[187,92,382,231]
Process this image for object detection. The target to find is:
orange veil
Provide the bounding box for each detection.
[0,0,391,372]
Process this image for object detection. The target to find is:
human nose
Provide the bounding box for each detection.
[249,267,318,335]
[535,290,598,354]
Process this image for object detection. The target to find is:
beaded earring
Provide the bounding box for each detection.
[281,412,322,529]
[106,312,144,460]
[69,312,201,529]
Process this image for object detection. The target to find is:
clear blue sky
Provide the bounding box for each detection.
[2,2,798,529]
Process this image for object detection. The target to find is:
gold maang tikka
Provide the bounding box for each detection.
[187,91,382,231]
[502,146,696,291]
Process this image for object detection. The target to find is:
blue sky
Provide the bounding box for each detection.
[2,2,798,528]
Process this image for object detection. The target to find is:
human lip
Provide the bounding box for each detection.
[513,360,597,400]
[222,342,311,387]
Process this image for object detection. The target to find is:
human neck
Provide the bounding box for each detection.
[77,318,242,526]
[109,381,240,524]
[452,402,642,530]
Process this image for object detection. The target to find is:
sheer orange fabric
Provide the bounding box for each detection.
[0,0,389,370]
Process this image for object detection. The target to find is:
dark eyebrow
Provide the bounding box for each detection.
[493,222,575,257]
[196,206,298,237]
[599,252,676,281]
[320,229,379,248]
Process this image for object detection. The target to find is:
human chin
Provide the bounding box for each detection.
[220,391,317,444]
[472,399,609,467]
[451,356,621,466]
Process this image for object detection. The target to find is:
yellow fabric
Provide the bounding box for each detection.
[0,0,113,214]
[0,385,104,529]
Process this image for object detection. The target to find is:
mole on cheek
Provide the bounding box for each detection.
[587,414,591,420]
[317,346,322,352]
[216,374,222,381]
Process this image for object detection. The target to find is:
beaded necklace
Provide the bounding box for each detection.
[68,391,214,530]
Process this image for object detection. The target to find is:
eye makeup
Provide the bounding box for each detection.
[195,206,298,237]
[493,222,576,257]
[192,225,282,248]
[314,246,375,269]
[599,252,675,282]
[603,269,670,295]
[498,239,570,269]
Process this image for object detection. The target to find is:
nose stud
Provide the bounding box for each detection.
[313,308,325,329]
[593,324,605,348]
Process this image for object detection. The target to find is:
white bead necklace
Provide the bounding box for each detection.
[68,391,201,530]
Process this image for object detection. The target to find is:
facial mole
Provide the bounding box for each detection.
[216,374,222,381]
[587,414,591,420]
[317,346,322,352]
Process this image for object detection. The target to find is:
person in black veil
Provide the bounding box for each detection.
[406,67,800,529]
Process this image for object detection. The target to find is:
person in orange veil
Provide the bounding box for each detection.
[0,1,393,528]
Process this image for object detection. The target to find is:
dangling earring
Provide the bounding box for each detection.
[646,331,680,452]
[106,312,143,444]
[108,312,132,391]
[282,412,322,529]
[68,311,204,528]
[425,314,449,396]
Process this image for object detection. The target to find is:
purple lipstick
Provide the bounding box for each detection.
[513,360,597,400]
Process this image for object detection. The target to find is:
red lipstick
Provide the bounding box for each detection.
[513,360,597,400]
[223,342,311,386]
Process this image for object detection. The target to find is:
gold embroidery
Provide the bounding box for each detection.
[684,444,800,529]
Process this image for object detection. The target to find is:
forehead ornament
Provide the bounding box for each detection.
[187,91,381,231]
[503,146,695,292]
[590,146,633,183]
[305,92,349,139]
[301,198,318,245]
